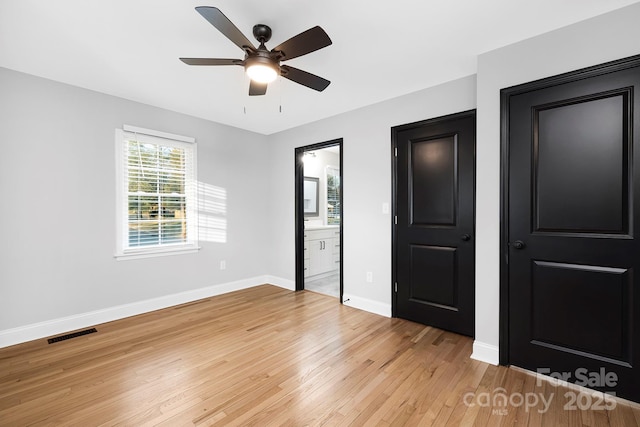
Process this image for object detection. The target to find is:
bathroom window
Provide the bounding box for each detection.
[326,166,340,225]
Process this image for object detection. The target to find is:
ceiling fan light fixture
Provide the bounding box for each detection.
[246,63,278,83]
[181,7,332,95]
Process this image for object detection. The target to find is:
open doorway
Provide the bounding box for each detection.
[295,139,343,301]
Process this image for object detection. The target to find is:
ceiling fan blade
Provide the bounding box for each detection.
[195,6,255,52]
[180,58,243,66]
[281,65,330,92]
[249,80,268,96]
[272,26,332,61]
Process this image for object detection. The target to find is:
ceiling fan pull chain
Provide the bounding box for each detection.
[279,78,283,113]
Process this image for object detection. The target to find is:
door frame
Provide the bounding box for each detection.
[499,54,640,365]
[391,110,477,318]
[295,138,343,301]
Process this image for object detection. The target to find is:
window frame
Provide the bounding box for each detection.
[326,164,341,225]
[114,125,199,260]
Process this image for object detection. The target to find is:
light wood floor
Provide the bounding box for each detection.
[1,285,639,426]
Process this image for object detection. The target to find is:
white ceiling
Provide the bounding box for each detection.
[2,0,639,135]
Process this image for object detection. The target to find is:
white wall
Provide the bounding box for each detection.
[3,2,639,354]
[268,75,477,315]
[474,2,640,363]
[0,68,272,345]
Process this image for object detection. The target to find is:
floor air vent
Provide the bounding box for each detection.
[48,328,97,344]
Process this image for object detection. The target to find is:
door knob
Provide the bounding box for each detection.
[512,240,526,249]
[461,234,471,241]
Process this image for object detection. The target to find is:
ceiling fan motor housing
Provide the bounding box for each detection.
[252,24,272,44]
[244,51,280,76]
[246,24,280,76]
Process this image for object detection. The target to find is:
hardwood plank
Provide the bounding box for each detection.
[0,285,637,426]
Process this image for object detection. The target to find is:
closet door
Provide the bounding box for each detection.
[504,55,640,401]
[394,111,476,337]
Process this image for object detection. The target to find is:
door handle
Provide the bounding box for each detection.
[512,240,526,249]
[461,234,471,241]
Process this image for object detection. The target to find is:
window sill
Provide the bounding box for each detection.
[114,246,201,261]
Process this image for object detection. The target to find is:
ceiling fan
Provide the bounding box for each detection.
[180,7,332,96]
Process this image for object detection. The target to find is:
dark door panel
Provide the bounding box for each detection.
[410,135,458,226]
[409,244,458,308]
[530,261,630,363]
[393,111,475,337]
[504,55,640,402]
[534,93,629,233]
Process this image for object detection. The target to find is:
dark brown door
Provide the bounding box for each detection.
[505,56,640,401]
[393,111,475,337]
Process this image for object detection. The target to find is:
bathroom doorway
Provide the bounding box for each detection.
[295,139,342,301]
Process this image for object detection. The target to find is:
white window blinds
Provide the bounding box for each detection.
[115,126,197,259]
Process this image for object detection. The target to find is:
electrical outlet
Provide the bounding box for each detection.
[366,271,373,283]
[382,202,389,214]
[220,260,226,270]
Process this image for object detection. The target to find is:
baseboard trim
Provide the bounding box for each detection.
[0,275,282,349]
[342,293,391,318]
[264,275,296,291]
[471,340,499,365]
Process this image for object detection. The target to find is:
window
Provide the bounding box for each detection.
[115,125,198,259]
[326,166,340,225]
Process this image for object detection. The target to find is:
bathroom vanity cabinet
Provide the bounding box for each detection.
[304,227,340,277]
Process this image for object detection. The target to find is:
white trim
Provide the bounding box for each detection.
[264,275,296,291]
[0,276,275,349]
[114,128,198,259]
[471,340,499,365]
[115,246,200,261]
[123,124,195,144]
[115,128,125,252]
[342,293,392,317]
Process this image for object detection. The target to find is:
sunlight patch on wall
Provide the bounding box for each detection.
[198,182,227,243]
